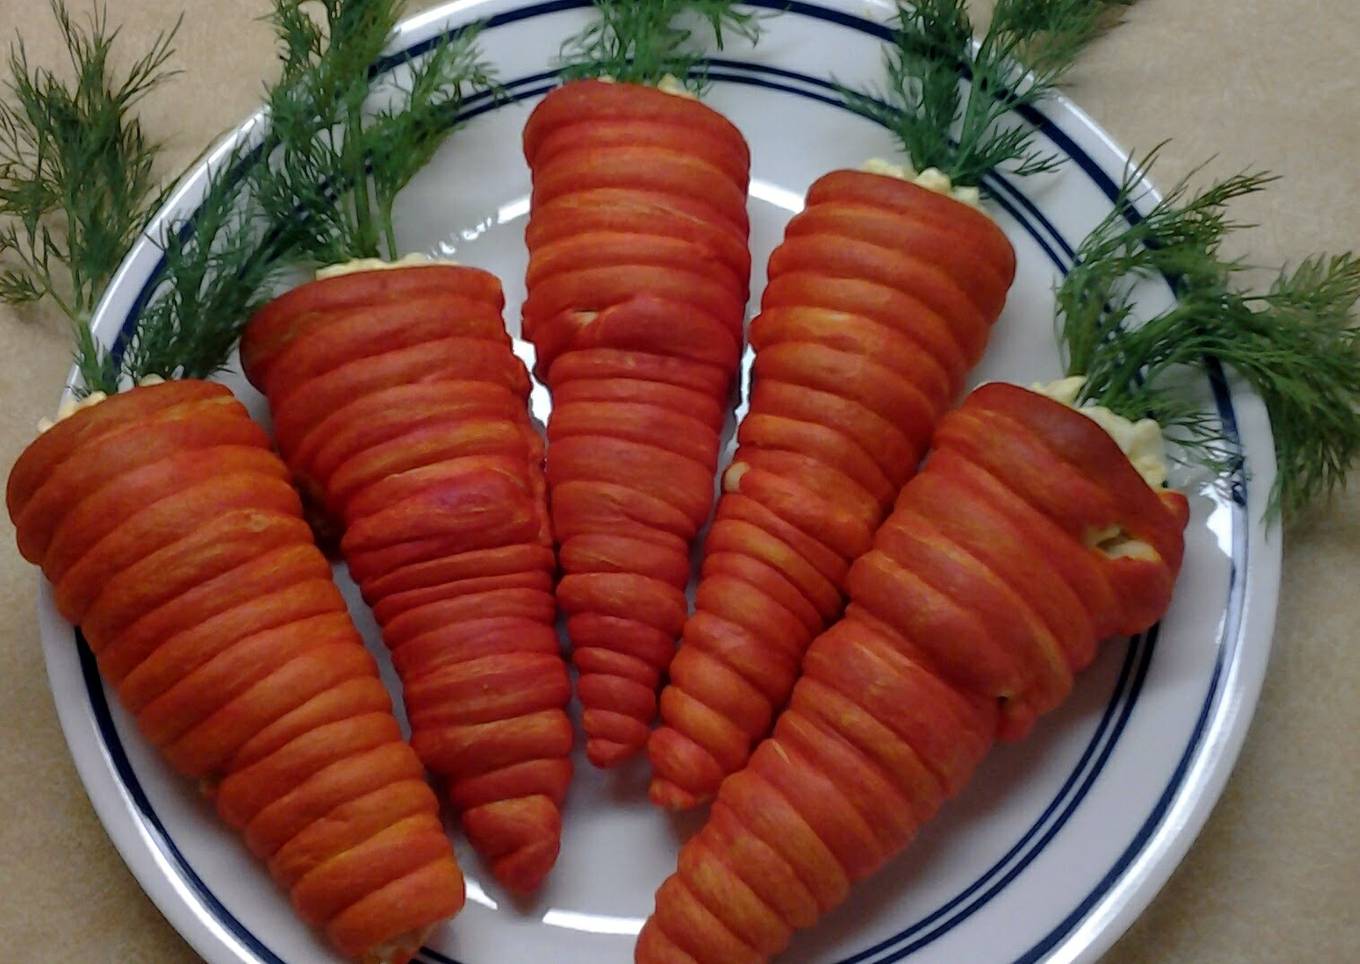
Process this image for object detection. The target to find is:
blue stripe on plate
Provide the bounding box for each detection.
[1013,361,1248,964]
[838,630,1152,964]
[420,947,465,964]
[77,634,288,964]
[74,4,1247,963]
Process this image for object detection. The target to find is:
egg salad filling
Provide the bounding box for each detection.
[1031,375,1169,488]
[596,73,698,100]
[316,252,457,280]
[1030,375,1171,561]
[860,158,983,209]
[36,374,166,434]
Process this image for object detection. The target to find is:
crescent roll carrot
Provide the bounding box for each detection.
[522,78,751,767]
[643,0,1139,808]
[647,170,1016,808]
[240,265,573,895]
[637,148,1360,961]
[0,2,521,954]
[7,380,465,963]
[636,382,1191,962]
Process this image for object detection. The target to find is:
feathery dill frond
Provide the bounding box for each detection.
[845,0,1134,187]
[256,0,496,263]
[1057,154,1360,517]
[2,0,488,393]
[560,0,765,91]
[0,0,180,393]
[115,143,284,385]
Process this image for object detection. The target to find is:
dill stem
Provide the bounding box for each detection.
[347,100,379,259]
[380,199,399,261]
[46,285,78,324]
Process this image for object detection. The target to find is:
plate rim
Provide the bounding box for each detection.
[34,2,1282,963]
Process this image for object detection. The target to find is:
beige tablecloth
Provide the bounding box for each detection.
[0,1,1355,960]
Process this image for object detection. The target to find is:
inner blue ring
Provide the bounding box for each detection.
[72,4,1248,964]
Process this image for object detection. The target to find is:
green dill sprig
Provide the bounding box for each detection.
[117,0,433,387]
[115,142,285,387]
[3,0,497,396]
[846,0,1134,187]
[1057,155,1360,517]
[559,0,765,91]
[1059,148,1276,377]
[256,0,496,265]
[128,0,497,379]
[0,1,180,393]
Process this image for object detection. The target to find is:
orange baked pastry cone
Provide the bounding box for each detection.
[240,265,572,895]
[522,76,751,768]
[236,8,571,891]
[646,170,1016,808]
[635,141,1360,960]
[7,381,466,963]
[0,1,513,952]
[643,0,1141,807]
[636,383,1191,962]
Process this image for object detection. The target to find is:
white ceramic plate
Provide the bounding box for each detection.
[36,2,1280,962]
